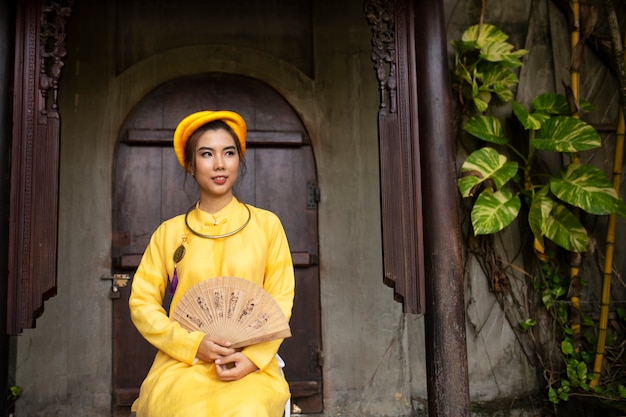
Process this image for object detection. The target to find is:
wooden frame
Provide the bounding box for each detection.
[7,0,72,334]
[365,0,425,314]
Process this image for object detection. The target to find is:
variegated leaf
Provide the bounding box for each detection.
[494,88,514,102]
[473,92,490,113]
[463,116,508,144]
[458,147,518,197]
[511,101,548,130]
[550,164,619,215]
[616,198,626,218]
[462,23,509,47]
[478,63,519,96]
[480,40,515,63]
[528,185,554,247]
[503,49,528,67]
[531,116,601,152]
[531,93,570,115]
[545,203,589,252]
[471,188,521,235]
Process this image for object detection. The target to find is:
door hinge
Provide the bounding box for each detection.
[307,180,320,209]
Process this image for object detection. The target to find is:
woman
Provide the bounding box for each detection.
[129,110,295,416]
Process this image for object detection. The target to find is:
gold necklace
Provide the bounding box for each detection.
[184,202,251,239]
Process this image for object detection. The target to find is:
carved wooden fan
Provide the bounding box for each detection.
[172,276,291,349]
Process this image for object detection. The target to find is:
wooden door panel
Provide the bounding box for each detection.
[161,148,198,220]
[251,147,318,248]
[239,146,322,411]
[112,145,162,258]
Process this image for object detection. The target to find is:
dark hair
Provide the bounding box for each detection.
[183,120,247,188]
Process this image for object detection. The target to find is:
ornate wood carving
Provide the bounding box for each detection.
[365,0,425,314]
[7,0,73,334]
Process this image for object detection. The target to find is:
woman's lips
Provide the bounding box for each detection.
[212,176,227,185]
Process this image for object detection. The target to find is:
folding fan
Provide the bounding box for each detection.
[172,276,291,349]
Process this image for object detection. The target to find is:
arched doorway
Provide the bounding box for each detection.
[111,74,322,415]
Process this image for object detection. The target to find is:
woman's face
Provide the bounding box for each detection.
[192,128,240,201]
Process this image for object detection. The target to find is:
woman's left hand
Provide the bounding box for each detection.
[214,352,258,381]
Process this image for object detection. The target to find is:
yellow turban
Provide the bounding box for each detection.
[173,110,247,168]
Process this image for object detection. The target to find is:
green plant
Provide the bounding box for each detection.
[452,21,626,409]
[454,24,625,252]
[7,385,22,412]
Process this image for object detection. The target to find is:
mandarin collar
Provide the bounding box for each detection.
[188,197,247,229]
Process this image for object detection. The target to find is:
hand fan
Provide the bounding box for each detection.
[171,276,291,349]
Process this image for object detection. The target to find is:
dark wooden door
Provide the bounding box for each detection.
[111,75,322,415]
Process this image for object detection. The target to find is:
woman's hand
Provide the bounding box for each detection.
[215,352,258,381]
[195,335,236,363]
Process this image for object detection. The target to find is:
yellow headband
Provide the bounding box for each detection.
[173,110,247,168]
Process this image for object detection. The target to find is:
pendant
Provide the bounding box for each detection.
[173,245,186,263]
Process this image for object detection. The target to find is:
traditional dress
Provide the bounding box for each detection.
[129,197,294,417]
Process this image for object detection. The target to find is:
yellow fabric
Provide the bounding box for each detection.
[173,110,247,168]
[129,197,294,417]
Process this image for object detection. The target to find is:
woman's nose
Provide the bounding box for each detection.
[214,155,225,169]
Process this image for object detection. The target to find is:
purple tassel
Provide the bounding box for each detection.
[170,267,179,295]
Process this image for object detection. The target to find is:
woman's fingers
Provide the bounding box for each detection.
[215,352,258,381]
[196,337,235,362]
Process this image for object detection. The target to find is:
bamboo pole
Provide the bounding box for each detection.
[568,0,583,350]
[590,110,624,388]
[590,0,626,387]
[570,0,581,123]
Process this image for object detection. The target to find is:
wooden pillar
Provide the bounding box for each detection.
[413,0,471,415]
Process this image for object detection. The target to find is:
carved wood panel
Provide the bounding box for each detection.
[7,0,73,334]
[365,0,425,314]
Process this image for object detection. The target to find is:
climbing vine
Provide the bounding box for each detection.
[451,9,626,414]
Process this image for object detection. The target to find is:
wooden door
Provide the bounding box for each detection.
[111,75,322,415]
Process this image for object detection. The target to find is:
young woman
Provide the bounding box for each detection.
[129,110,295,416]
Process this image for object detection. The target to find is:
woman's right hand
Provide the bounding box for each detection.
[195,335,236,363]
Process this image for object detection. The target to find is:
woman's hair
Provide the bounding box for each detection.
[183,119,247,190]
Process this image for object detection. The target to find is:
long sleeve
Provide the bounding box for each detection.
[129,221,205,365]
[242,213,295,370]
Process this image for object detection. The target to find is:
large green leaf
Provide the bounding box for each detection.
[462,23,509,47]
[550,164,620,215]
[473,91,491,113]
[545,203,589,252]
[480,41,526,67]
[511,101,550,131]
[531,93,570,115]
[528,185,554,247]
[531,116,602,152]
[471,188,521,235]
[463,116,508,144]
[480,40,516,63]
[478,63,518,102]
[616,198,626,218]
[502,48,528,68]
[458,147,518,197]
[531,92,596,115]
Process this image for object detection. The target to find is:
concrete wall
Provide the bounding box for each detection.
[17,0,621,415]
